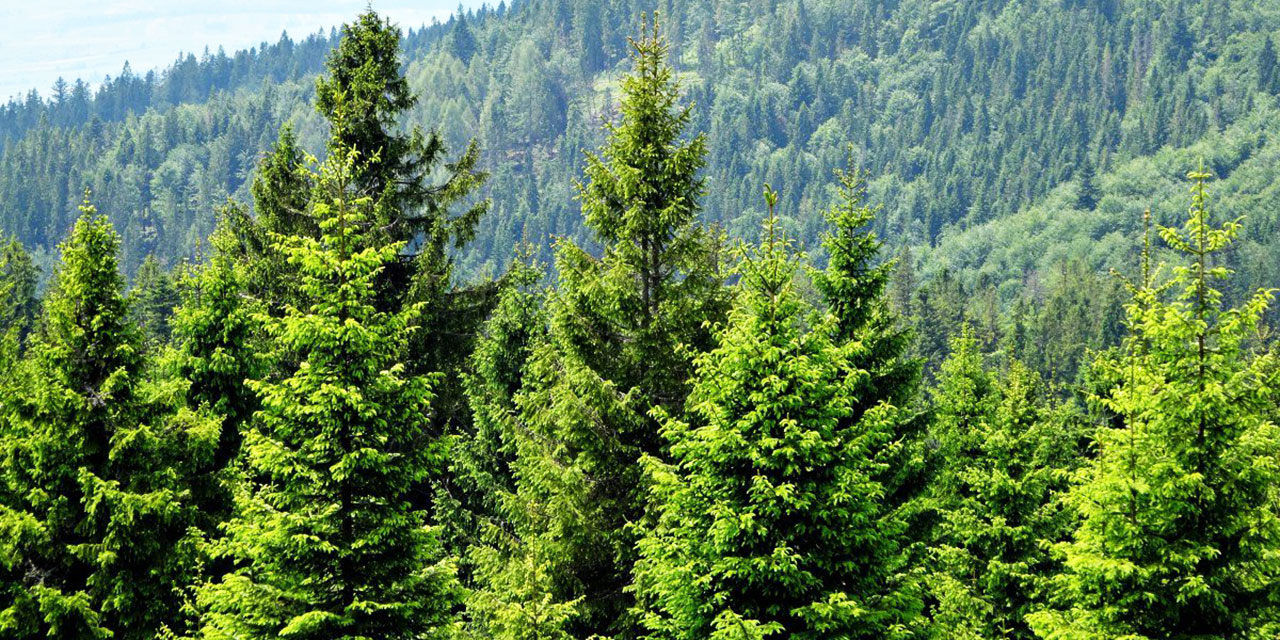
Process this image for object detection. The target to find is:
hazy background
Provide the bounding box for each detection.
[0,1,484,101]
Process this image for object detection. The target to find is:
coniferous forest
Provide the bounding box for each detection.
[4,1,1280,638]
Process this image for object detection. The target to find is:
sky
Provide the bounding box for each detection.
[0,1,483,101]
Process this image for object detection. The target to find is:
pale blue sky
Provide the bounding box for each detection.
[0,1,484,101]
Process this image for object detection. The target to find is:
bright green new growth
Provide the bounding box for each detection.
[197,146,459,639]
[633,191,915,640]
[0,201,214,639]
[1028,167,1280,639]
[926,330,1083,639]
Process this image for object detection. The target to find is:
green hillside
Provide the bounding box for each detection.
[5,0,1278,280]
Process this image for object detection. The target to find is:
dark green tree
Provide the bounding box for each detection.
[0,238,39,346]
[468,16,729,638]
[439,253,546,568]
[1260,35,1280,94]
[1075,158,1099,210]
[130,254,180,347]
[167,206,264,523]
[0,202,213,639]
[1028,168,1280,639]
[197,145,459,639]
[312,8,495,429]
[451,11,478,64]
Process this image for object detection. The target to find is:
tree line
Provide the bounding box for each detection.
[3,10,1280,640]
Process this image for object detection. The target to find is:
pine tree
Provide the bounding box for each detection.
[467,16,729,638]
[451,11,478,64]
[197,145,459,639]
[0,201,213,639]
[439,253,546,567]
[810,163,923,505]
[312,8,494,429]
[926,333,1083,640]
[634,188,917,640]
[314,9,488,268]
[1028,168,1280,639]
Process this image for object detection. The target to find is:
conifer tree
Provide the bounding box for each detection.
[131,253,180,348]
[1028,168,1280,639]
[810,163,924,508]
[468,16,729,637]
[926,332,1083,640]
[440,253,546,564]
[167,206,263,523]
[0,237,39,346]
[1259,35,1279,94]
[197,145,459,639]
[314,9,488,276]
[633,188,917,640]
[0,202,213,639]
[314,9,493,425]
[1075,158,1099,210]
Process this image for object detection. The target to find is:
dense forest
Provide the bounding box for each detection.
[8,0,1280,380]
[4,2,1280,639]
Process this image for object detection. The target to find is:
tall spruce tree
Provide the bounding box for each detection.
[335,9,493,426]
[809,163,925,514]
[633,188,918,640]
[197,145,459,639]
[131,254,180,348]
[0,202,213,639]
[1028,168,1280,639]
[466,16,729,638]
[439,253,547,567]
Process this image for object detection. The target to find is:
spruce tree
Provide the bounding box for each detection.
[1259,35,1279,94]
[131,254,180,348]
[467,16,729,638]
[0,202,212,639]
[0,237,39,346]
[633,189,917,640]
[809,163,924,511]
[440,253,546,565]
[167,206,263,523]
[197,145,459,639]
[314,8,493,426]
[1075,158,1099,210]
[1028,168,1280,639]
[926,333,1083,640]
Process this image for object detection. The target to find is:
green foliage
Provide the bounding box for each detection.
[634,197,917,639]
[0,201,214,639]
[439,252,546,566]
[925,332,1084,639]
[1028,169,1280,639]
[131,253,180,348]
[465,18,730,638]
[197,145,459,639]
[0,237,39,345]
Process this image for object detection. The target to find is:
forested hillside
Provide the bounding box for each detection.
[6,0,1280,278]
[5,4,1280,639]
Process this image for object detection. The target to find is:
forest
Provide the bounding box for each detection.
[3,1,1280,639]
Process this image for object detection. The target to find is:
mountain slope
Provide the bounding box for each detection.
[2,0,1279,289]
